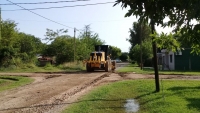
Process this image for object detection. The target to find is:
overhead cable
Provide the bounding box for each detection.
[2,2,115,11]
[0,0,89,5]
[6,0,74,29]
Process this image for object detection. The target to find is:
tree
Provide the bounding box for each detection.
[110,46,121,59]
[16,33,43,60]
[1,19,18,47]
[119,52,129,62]
[0,46,17,67]
[78,25,105,60]
[128,22,151,47]
[52,36,74,64]
[114,0,165,92]
[0,19,44,67]
[44,28,68,44]
[128,21,151,69]
[129,40,153,66]
[42,28,73,64]
[42,26,105,64]
[0,20,18,67]
[152,32,180,52]
[114,0,200,92]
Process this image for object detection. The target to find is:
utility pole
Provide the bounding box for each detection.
[86,26,87,37]
[74,28,76,62]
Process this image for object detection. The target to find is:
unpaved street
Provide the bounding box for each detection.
[0,72,110,113]
[0,63,200,113]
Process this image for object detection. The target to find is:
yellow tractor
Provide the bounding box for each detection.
[85,45,116,72]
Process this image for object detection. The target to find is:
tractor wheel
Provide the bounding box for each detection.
[86,63,91,72]
[105,62,109,72]
[112,60,116,70]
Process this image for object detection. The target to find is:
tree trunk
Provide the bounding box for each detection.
[140,24,143,70]
[151,22,160,92]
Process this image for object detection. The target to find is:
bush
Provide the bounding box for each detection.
[143,58,152,67]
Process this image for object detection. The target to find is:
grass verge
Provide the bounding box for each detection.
[117,64,200,75]
[0,76,34,92]
[63,80,200,113]
[0,62,85,73]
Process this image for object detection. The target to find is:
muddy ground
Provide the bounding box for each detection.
[0,63,200,113]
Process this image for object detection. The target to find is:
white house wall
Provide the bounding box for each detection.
[161,49,175,70]
[168,51,175,70]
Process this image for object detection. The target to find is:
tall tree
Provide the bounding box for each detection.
[119,52,129,62]
[0,20,18,67]
[78,25,105,60]
[0,19,44,67]
[152,32,180,52]
[128,22,151,47]
[114,0,200,92]
[44,28,68,44]
[42,26,105,64]
[110,46,121,59]
[128,22,151,69]
[50,36,74,64]
[1,19,18,47]
[129,40,153,65]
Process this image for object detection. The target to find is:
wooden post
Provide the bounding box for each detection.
[74,28,76,62]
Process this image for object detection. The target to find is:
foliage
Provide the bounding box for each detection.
[0,19,44,68]
[119,52,128,61]
[42,25,105,65]
[129,39,153,66]
[128,22,151,47]
[0,19,18,47]
[152,32,180,52]
[0,19,105,68]
[127,21,152,66]
[16,33,43,61]
[0,46,17,67]
[110,46,121,59]
[114,0,200,53]
[44,28,68,43]
[49,36,74,64]
[76,25,105,60]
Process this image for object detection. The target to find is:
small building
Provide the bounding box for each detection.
[159,48,200,71]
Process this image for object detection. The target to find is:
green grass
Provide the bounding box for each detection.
[63,80,200,113]
[0,62,85,73]
[117,64,200,75]
[0,76,34,92]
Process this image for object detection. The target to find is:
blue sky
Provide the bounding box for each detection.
[1,0,172,52]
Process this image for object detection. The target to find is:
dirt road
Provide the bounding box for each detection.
[0,63,200,113]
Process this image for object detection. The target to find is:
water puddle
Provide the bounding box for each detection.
[124,99,139,113]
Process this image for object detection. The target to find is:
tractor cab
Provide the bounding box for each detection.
[85,45,116,72]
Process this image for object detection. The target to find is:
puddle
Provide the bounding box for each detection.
[124,99,139,113]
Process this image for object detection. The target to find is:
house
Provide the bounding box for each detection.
[159,48,200,71]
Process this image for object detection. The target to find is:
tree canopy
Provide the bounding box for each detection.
[0,20,106,68]
[110,46,121,59]
[128,22,151,47]
[114,0,200,52]
[42,25,105,64]
[114,0,200,92]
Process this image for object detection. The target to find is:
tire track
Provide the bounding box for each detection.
[10,73,112,113]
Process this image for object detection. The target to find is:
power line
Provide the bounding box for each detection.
[6,0,74,29]
[2,2,115,11]
[0,0,89,5]
[7,18,133,23]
